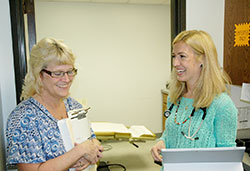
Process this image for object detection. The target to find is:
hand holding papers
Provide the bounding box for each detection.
[58,108,96,171]
[58,108,91,151]
[91,122,156,141]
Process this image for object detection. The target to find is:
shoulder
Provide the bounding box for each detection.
[211,92,237,113]
[167,96,172,108]
[7,98,37,123]
[6,98,39,144]
[212,93,235,106]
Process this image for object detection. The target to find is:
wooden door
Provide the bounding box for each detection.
[224,0,250,85]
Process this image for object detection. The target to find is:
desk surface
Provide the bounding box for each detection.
[100,140,160,171]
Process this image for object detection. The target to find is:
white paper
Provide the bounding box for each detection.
[57,118,74,151]
[128,125,154,138]
[241,83,250,102]
[58,109,92,171]
[91,122,155,138]
[237,106,250,130]
[91,122,129,134]
[71,117,91,144]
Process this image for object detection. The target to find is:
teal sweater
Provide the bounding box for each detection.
[160,93,237,148]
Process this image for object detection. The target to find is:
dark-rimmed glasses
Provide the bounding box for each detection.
[41,68,77,78]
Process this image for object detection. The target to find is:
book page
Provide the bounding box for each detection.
[128,125,154,138]
[91,122,129,134]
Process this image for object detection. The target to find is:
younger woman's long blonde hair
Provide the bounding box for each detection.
[169,30,231,109]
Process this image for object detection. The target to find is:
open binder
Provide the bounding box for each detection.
[91,122,156,140]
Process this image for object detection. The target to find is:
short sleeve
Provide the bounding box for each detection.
[6,107,46,164]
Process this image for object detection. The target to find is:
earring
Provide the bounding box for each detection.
[200,64,203,68]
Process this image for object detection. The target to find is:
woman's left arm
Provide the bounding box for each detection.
[214,95,238,147]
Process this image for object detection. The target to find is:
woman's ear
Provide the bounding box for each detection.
[199,55,205,68]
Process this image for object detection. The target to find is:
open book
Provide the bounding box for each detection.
[91,122,156,140]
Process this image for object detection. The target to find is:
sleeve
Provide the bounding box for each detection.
[6,107,46,164]
[214,94,238,147]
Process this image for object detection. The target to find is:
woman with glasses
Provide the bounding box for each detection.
[6,38,103,171]
[151,30,237,166]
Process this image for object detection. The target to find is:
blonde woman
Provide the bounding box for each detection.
[151,30,237,163]
[6,38,103,171]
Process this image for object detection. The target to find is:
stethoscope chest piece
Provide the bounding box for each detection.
[164,103,174,118]
[164,110,171,118]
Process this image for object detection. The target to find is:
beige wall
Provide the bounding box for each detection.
[35,1,171,133]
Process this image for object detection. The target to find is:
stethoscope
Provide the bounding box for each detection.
[164,103,207,141]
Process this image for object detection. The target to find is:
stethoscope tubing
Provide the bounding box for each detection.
[164,102,207,141]
[164,103,207,119]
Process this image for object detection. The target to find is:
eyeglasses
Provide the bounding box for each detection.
[41,68,77,78]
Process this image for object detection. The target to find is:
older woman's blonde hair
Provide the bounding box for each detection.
[20,38,76,100]
[169,30,231,109]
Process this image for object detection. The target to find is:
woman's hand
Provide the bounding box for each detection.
[72,157,90,170]
[151,140,166,162]
[92,138,104,152]
[72,142,91,170]
[77,139,103,164]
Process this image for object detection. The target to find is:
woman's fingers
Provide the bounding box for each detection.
[81,140,103,164]
[151,140,165,162]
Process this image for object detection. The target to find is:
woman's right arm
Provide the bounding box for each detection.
[18,139,103,171]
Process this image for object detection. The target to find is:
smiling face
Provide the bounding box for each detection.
[172,41,203,88]
[40,62,75,100]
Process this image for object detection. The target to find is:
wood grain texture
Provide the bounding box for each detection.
[224,0,250,85]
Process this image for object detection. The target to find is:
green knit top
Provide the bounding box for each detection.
[160,93,237,148]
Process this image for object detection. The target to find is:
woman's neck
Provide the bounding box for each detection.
[33,93,67,120]
[183,82,196,99]
[34,93,63,108]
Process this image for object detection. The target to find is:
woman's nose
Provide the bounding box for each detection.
[173,57,180,67]
[61,73,70,81]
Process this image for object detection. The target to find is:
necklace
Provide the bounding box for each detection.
[174,100,193,125]
[165,99,207,141]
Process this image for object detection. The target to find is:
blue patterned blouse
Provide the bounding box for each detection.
[6,97,95,165]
